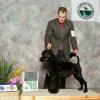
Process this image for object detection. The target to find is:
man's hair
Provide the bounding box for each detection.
[58,7,67,14]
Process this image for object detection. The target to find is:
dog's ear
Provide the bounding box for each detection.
[41,50,46,55]
[70,52,76,58]
[41,51,44,55]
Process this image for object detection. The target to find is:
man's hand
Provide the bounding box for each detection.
[47,43,52,49]
[73,49,78,55]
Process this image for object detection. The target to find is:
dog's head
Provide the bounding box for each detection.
[39,49,55,62]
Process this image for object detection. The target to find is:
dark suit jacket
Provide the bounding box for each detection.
[45,18,78,60]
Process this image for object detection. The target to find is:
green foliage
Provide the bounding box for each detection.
[0,58,14,84]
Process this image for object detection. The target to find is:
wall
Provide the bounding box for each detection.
[0,0,100,88]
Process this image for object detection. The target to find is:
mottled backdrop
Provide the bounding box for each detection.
[0,0,100,88]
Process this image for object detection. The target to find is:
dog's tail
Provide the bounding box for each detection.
[70,52,80,64]
[76,56,80,64]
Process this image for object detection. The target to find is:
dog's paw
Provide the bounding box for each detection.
[78,87,83,91]
[83,89,88,93]
[48,89,59,94]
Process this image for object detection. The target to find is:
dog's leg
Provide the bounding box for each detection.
[73,73,88,92]
[59,78,66,89]
[43,73,51,89]
[78,77,88,92]
[81,78,88,92]
[77,73,88,92]
[73,74,83,90]
[78,80,83,91]
[73,63,88,92]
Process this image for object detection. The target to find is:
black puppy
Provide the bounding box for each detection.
[40,49,88,93]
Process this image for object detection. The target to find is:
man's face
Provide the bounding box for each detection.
[58,11,67,23]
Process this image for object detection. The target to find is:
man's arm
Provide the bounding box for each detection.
[69,21,78,53]
[45,21,53,49]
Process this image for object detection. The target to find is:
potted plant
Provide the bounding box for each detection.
[0,57,23,91]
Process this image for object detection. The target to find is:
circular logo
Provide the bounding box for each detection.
[77,2,94,19]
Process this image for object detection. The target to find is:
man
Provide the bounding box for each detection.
[44,7,78,88]
[45,7,78,62]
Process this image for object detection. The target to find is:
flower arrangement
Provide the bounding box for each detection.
[8,67,23,91]
[8,77,23,91]
[0,57,23,91]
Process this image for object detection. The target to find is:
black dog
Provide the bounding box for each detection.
[40,49,88,93]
